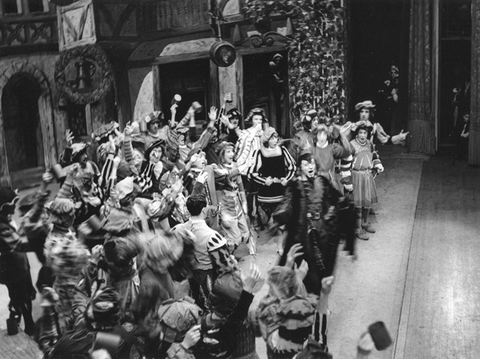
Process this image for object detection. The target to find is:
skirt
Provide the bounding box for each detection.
[351,169,378,208]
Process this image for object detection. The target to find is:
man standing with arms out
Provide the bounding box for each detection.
[173,194,233,310]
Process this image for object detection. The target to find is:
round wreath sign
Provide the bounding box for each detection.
[55,45,113,105]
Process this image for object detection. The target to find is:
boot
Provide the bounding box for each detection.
[362,222,376,233]
[356,229,369,241]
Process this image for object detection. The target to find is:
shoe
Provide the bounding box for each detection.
[355,229,369,241]
[369,208,376,215]
[362,223,376,233]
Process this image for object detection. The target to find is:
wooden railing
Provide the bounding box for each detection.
[139,0,210,33]
[0,14,57,47]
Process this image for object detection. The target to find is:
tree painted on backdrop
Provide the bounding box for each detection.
[243,0,346,125]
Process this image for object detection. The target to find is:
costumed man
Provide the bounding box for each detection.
[142,111,167,151]
[341,101,409,147]
[294,109,319,152]
[0,187,36,336]
[274,151,354,294]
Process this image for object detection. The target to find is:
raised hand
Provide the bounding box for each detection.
[66,129,74,146]
[285,243,304,269]
[208,106,218,122]
[242,262,262,293]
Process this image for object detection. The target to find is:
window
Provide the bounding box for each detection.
[28,0,45,13]
[1,0,22,14]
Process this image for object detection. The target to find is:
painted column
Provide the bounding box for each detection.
[407,0,435,154]
[470,0,480,165]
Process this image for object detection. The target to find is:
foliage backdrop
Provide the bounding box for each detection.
[243,0,346,125]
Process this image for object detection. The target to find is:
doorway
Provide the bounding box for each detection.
[242,51,289,136]
[438,0,471,146]
[159,60,210,126]
[349,0,410,135]
[1,73,44,173]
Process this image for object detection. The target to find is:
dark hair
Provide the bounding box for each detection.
[186,194,207,216]
[104,237,142,266]
[355,107,375,122]
[312,125,332,144]
[298,152,314,165]
[226,108,242,121]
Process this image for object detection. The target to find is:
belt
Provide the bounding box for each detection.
[223,190,238,197]
[307,212,321,220]
[352,169,372,173]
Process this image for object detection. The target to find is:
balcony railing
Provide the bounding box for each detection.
[0,14,57,47]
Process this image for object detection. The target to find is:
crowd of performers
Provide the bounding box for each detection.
[0,98,407,359]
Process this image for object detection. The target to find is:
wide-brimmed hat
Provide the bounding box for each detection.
[71,142,90,160]
[91,121,119,143]
[144,140,165,160]
[355,100,376,112]
[145,111,164,124]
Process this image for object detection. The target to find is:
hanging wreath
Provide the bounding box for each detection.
[55,44,113,105]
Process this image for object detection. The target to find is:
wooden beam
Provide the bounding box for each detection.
[209,59,219,110]
[235,54,244,127]
[154,52,210,65]
[152,64,162,111]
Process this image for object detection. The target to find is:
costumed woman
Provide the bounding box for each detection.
[212,142,256,255]
[249,127,297,229]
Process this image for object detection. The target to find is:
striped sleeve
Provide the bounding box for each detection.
[123,137,134,162]
[249,149,266,186]
[281,146,297,182]
[339,154,353,185]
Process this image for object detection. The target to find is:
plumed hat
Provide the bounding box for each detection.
[354,100,376,112]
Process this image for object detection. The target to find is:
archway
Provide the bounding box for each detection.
[1,73,44,172]
[0,61,57,187]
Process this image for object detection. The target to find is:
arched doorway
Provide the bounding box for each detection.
[1,74,45,174]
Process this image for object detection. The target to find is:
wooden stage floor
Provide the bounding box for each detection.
[394,157,480,358]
